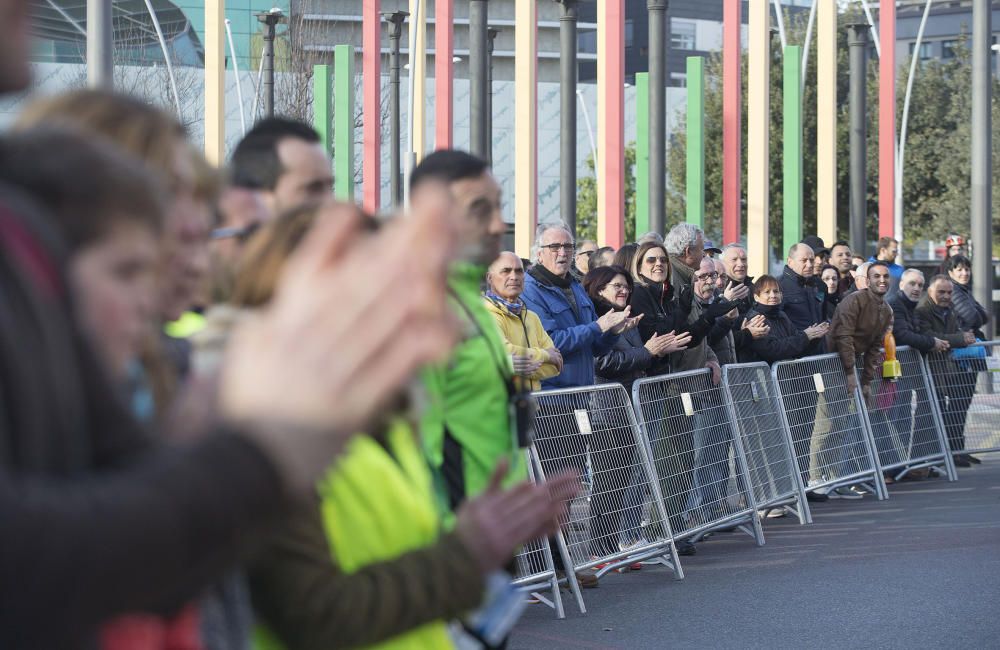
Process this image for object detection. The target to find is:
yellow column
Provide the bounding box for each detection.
[204,0,225,165]
[816,0,837,245]
[410,0,428,161]
[514,0,537,258]
[747,0,770,280]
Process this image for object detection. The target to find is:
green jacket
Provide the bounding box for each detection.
[421,263,527,509]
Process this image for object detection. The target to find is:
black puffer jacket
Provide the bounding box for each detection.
[951,281,989,339]
[592,298,655,393]
[742,303,811,364]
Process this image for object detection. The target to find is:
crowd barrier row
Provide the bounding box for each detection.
[515,342,1000,618]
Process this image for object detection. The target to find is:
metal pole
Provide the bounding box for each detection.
[386,11,407,207]
[257,10,285,118]
[225,19,247,135]
[848,22,869,256]
[972,0,994,340]
[487,27,499,165]
[469,0,489,158]
[647,0,667,237]
[559,0,578,234]
[87,0,113,87]
[897,0,934,244]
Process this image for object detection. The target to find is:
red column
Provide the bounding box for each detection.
[722,0,741,245]
[362,0,381,212]
[878,1,895,239]
[435,0,453,149]
[598,3,624,249]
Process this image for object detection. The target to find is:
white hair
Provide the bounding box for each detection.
[664,223,703,257]
[637,231,664,245]
[901,268,925,283]
[531,221,574,262]
[854,262,872,279]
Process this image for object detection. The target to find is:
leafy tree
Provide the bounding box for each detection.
[664,8,1000,255]
[576,142,637,243]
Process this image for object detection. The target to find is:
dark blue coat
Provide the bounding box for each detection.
[779,265,826,355]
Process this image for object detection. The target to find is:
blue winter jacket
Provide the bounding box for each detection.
[521,271,618,389]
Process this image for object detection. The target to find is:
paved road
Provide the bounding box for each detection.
[511,456,1000,650]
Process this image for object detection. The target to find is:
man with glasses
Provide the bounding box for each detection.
[573,239,598,277]
[521,223,635,390]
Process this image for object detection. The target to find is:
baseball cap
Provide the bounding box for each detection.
[801,235,828,255]
[703,239,722,254]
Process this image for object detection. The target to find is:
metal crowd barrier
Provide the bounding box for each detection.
[923,340,1000,458]
[861,346,957,482]
[721,362,812,524]
[632,369,764,546]
[771,354,888,500]
[530,383,684,580]
[511,450,574,618]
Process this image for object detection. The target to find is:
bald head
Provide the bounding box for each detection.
[487,251,525,301]
[787,243,815,278]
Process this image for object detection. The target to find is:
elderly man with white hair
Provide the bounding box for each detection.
[521,222,635,390]
[888,269,950,355]
[664,223,705,298]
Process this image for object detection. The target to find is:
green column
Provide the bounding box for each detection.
[783,45,803,254]
[635,72,650,236]
[686,56,704,228]
[313,64,333,157]
[334,44,355,200]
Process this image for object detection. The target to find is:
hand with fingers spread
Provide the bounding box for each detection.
[218,186,459,492]
[723,282,750,303]
[454,461,581,573]
[596,305,630,333]
[511,354,544,377]
[613,312,644,335]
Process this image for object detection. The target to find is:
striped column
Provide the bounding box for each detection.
[722,0,741,245]
[635,72,649,236]
[816,0,837,245]
[435,0,454,149]
[878,0,896,239]
[597,3,625,249]
[362,1,380,212]
[514,0,537,258]
[410,0,428,160]
[334,44,355,200]
[783,45,803,254]
[313,64,332,155]
[686,56,704,229]
[204,0,225,165]
[747,0,770,281]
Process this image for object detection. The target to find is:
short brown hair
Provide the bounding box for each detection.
[0,126,165,249]
[753,274,781,296]
[877,236,896,254]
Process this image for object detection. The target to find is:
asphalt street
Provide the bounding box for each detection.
[511,456,1000,650]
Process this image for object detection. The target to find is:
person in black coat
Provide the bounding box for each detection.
[889,269,950,354]
[630,241,738,374]
[744,276,829,364]
[582,266,690,557]
[779,243,827,355]
[946,255,990,340]
[818,264,841,321]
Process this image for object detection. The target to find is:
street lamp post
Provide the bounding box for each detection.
[257,8,287,118]
[385,11,408,207]
[558,0,578,234]
[847,22,869,256]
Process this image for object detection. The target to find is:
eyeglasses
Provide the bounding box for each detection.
[542,243,576,253]
[644,256,668,265]
[695,271,720,281]
[604,282,631,293]
[576,249,595,257]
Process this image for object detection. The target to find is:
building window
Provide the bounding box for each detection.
[671,19,696,51]
[670,73,686,88]
[909,41,933,61]
[625,19,634,48]
[578,30,597,55]
[942,39,959,60]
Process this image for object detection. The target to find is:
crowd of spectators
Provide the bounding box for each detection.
[0,5,993,644]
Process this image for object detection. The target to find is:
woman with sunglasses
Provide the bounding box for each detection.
[628,241,735,375]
